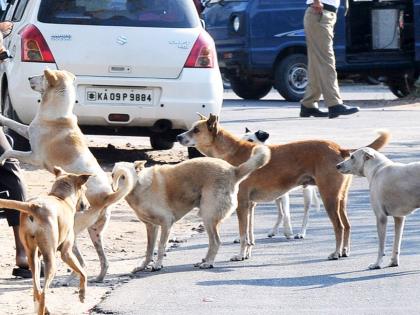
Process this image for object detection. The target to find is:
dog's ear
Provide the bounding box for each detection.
[363,150,375,161]
[197,112,207,121]
[245,127,251,133]
[207,114,219,136]
[44,69,59,87]
[76,174,92,186]
[256,130,269,143]
[134,160,147,173]
[53,166,65,177]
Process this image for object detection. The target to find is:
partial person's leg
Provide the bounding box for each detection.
[309,10,359,118]
[300,7,328,117]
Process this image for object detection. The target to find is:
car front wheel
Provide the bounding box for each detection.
[274,53,308,102]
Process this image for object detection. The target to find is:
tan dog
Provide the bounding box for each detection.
[0,69,132,282]
[177,114,390,261]
[111,145,270,270]
[0,167,90,315]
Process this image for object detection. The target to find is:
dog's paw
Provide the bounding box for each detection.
[132,266,146,274]
[230,254,245,262]
[233,238,240,244]
[294,233,305,239]
[79,289,86,303]
[144,262,163,272]
[267,229,276,238]
[368,263,382,270]
[388,259,399,268]
[328,252,340,260]
[198,262,214,269]
[341,248,350,258]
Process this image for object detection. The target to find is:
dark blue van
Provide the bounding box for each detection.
[202,0,420,101]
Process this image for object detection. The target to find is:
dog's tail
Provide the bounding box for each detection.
[340,129,391,158]
[0,199,40,218]
[103,167,133,207]
[235,145,271,181]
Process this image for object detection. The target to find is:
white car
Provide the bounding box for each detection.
[0,0,223,154]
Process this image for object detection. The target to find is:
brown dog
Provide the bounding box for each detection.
[0,167,90,315]
[177,114,390,261]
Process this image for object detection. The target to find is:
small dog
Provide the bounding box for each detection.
[0,69,132,282]
[0,167,90,315]
[177,114,390,261]
[241,127,321,239]
[336,146,418,269]
[111,145,270,270]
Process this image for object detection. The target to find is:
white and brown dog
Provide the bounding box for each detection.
[0,69,132,282]
[336,146,419,270]
[177,114,390,261]
[241,127,321,239]
[111,144,270,270]
[0,167,90,315]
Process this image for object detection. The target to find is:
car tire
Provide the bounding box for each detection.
[388,80,413,98]
[1,88,30,151]
[187,147,204,159]
[150,134,174,150]
[230,78,272,100]
[274,53,308,102]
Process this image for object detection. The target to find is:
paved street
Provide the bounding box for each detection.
[93,86,420,314]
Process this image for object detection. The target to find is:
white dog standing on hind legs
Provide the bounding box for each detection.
[241,127,321,240]
[336,145,420,269]
[0,69,132,283]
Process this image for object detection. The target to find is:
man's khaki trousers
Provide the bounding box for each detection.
[301,7,343,108]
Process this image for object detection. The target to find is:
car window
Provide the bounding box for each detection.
[38,0,200,28]
[12,0,29,21]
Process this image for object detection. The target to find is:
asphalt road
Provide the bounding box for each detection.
[92,85,420,315]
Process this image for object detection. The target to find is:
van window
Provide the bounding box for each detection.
[37,0,200,28]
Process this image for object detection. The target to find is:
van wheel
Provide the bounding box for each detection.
[1,88,30,151]
[274,54,308,102]
[230,78,272,100]
[150,134,174,150]
[388,80,413,98]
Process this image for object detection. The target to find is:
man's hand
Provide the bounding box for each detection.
[311,0,323,14]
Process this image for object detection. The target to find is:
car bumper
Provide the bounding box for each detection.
[8,64,223,131]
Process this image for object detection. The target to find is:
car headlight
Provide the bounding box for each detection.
[232,16,240,32]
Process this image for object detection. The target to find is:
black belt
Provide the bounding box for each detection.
[308,3,338,13]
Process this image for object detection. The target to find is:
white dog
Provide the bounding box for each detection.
[336,146,419,269]
[241,127,321,239]
[0,70,132,282]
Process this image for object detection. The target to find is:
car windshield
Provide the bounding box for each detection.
[38,0,200,28]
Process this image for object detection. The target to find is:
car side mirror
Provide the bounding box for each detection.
[0,21,13,38]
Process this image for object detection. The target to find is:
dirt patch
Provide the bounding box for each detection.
[0,142,201,315]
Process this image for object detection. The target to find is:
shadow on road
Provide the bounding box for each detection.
[196,269,420,289]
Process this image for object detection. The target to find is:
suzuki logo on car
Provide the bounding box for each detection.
[116,35,128,45]
[168,40,191,50]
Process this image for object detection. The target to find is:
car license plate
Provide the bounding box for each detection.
[85,87,153,105]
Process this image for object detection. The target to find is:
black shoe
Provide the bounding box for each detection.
[299,105,328,117]
[328,104,360,119]
[12,266,32,279]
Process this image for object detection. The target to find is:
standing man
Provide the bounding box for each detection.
[0,131,30,278]
[300,0,360,118]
